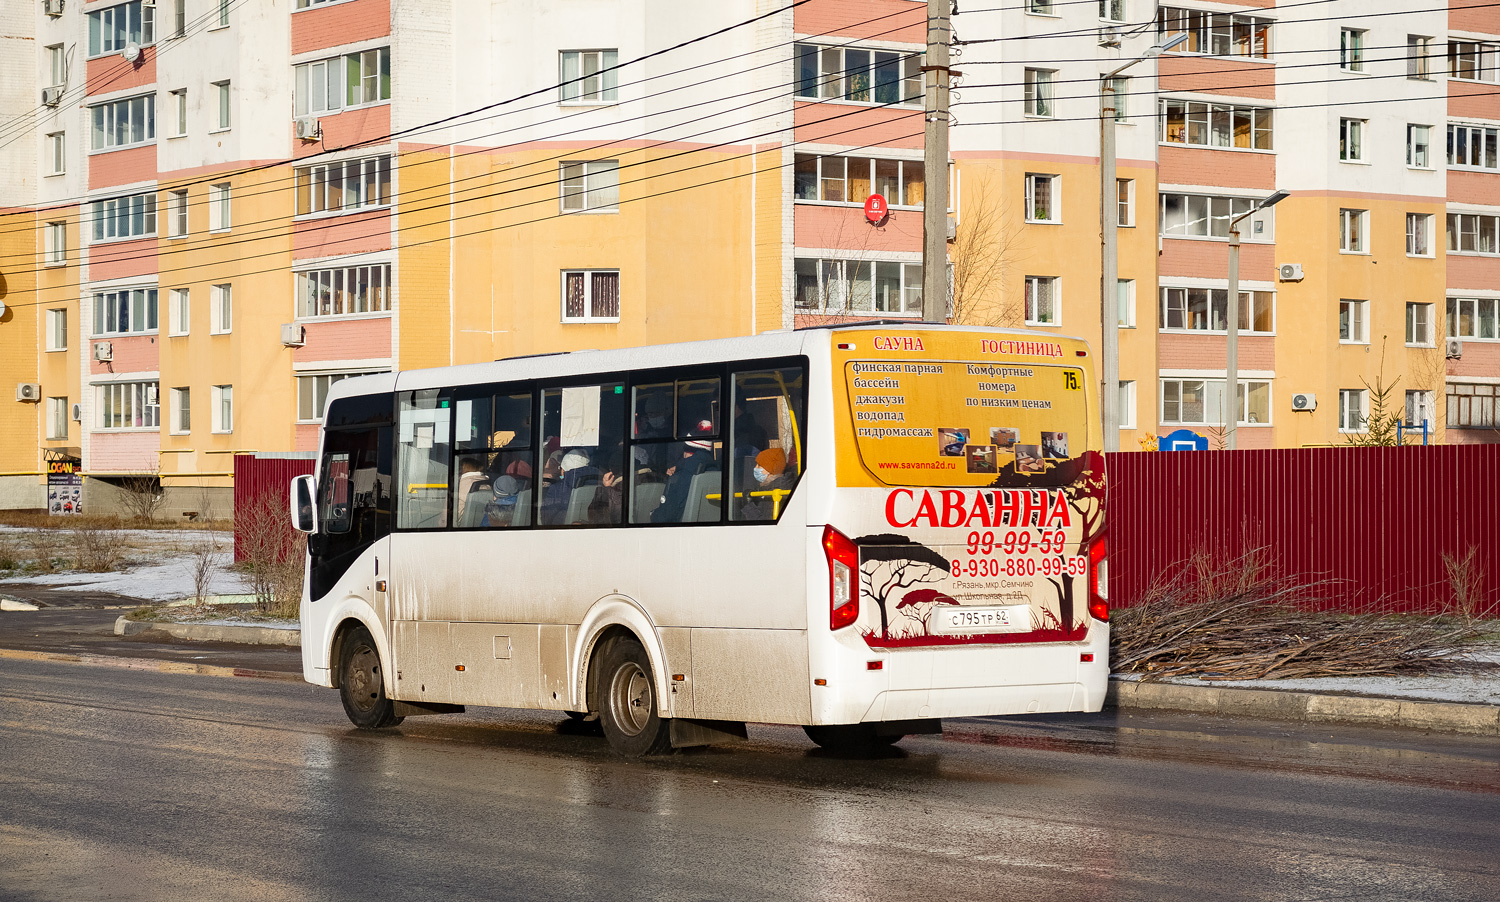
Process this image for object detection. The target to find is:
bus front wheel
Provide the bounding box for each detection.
[338,625,404,730]
[597,638,672,756]
[803,724,903,754]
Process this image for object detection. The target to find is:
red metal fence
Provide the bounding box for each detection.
[232,453,315,564]
[1106,445,1500,616]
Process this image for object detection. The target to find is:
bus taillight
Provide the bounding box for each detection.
[823,525,859,630]
[1088,537,1109,622]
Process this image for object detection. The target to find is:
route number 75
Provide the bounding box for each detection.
[1063,371,1080,391]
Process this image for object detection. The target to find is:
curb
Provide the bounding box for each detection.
[1108,677,1500,737]
[0,647,302,682]
[114,616,300,647]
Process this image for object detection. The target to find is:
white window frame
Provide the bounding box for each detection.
[169,287,190,336]
[170,88,187,137]
[167,188,189,238]
[1447,212,1500,254]
[87,1,156,58]
[95,380,160,430]
[44,221,67,266]
[1448,40,1500,83]
[560,50,619,104]
[1447,297,1500,340]
[1405,302,1434,347]
[1024,275,1059,326]
[89,94,156,151]
[170,386,191,434]
[211,384,233,434]
[1339,117,1365,162]
[1156,7,1272,59]
[1160,193,1274,242]
[296,370,387,422]
[1338,299,1368,344]
[46,43,66,87]
[296,263,393,318]
[1104,76,1127,121]
[1338,388,1369,433]
[1117,179,1133,227]
[1447,123,1499,170]
[1406,212,1433,257]
[216,0,229,28]
[1159,287,1275,334]
[294,155,392,218]
[1100,0,1125,24]
[793,154,929,209]
[46,308,68,352]
[208,182,230,232]
[1339,208,1367,254]
[1024,69,1055,118]
[792,44,923,107]
[1028,0,1057,14]
[1159,99,1274,151]
[1406,124,1431,169]
[92,287,159,336]
[171,0,186,38]
[1449,383,1500,428]
[792,257,924,315]
[212,80,230,131]
[89,192,157,242]
[1117,279,1135,327]
[46,396,69,441]
[1404,390,1435,429]
[560,269,622,323]
[46,132,65,175]
[1408,35,1433,80]
[1340,28,1366,72]
[1118,380,1136,429]
[559,160,620,213]
[210,283,232,334]
[1025,173,1058,223]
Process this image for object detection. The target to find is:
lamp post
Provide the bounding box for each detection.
[1100,33,1186,453]
[1225,188,1289,449]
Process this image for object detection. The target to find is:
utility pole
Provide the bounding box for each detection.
[1099,77,1120,452]
[921,0,951,324]
[1226,190,1289,450]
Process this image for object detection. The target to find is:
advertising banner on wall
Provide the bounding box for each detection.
[47,459,82,516]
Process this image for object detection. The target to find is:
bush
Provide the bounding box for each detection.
[236,490,305,618]
[72,525,124,572]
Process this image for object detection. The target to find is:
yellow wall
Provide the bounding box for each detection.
[0,208,41,476]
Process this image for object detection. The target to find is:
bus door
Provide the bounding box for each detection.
[310,401,394,624]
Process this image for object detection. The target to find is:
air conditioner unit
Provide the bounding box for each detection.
[93,341,112,362]
[1291,392,1317,411]
[71,403,82,422]
[294,117,321,141]
[1098,26,1122,48]
[1278,263,1304,282]
[15,383,41,403]
[281,323,306,347]
[41,86,63,108]
[1447,337,1463,359]
[43,0,64,17]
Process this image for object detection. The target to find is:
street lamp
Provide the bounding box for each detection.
[1225,188,1289,449]
[1100,32,1187,453]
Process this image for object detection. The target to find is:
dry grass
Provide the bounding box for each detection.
[1112,545,1491,681]
[0,512,225,531]
[71,525,124,572]
[234,490,305,619]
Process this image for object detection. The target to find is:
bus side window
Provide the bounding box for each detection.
[730,367,806,522]
[321,452,353,534]
[539,382,625,527]
[396,389,452,530]
[454,389,533,529]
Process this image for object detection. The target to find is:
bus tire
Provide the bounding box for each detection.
[597,638,672,756]
[803,724,902,754]
[338,625,405,730]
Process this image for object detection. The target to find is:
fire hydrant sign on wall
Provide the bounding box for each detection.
[864,194,888,224]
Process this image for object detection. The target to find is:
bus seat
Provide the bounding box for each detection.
[511,488,531,527]
[633,480,664,520]
[458,484,490,528]
[681,468,722,522]
[566,483,600,524]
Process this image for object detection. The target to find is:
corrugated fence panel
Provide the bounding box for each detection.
[233,453,316,564]
[1105,446,1500,617]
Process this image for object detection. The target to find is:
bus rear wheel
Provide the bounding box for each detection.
[597,638,672,757]
[338,625,404,730]
[803,724,903,754]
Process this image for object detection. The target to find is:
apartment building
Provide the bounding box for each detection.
[1,0,1497,511]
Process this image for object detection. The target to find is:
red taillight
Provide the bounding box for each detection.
[823,525,859,630]
[1088,536,1109,622]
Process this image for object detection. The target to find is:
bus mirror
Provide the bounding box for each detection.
[290,475,318,534]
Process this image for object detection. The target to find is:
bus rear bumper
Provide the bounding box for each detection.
[861,682,1096,722]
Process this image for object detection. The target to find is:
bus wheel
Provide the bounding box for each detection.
[598,638,672,756]
[803,724,902,754]
[338,625,404,730]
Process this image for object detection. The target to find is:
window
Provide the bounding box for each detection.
[1339,208,1366,253]
[167,189,188,237]
[1159,288,1273,332]
[1025,174,1057,222]
[1103,76,1127,121]
[1025,276,1058,325]
[1448,41,1500,82]
[209,182,230,231]
[1406,213,1432,257]
[1406,303,1433,346]
[562,270,621,322]
[1100,0,1124,23]
[1117,279,1135,326]
[1024,69,1054,117]
[87,1,156,57]
[1159,100,1273,150]
[216,0,229,27]
[1447,297,1499,339]
[1160,193,1268,239]
[169,287,189,335]
[89,94,155,150]
[1409,35,1433,79]
[1404,390,1435,429]
[170,89,187,137]
[89,192,157,241]
[172,0,185,38]
[1447,213,1499,254]
[210,284,232,334]
[46,43,66,87]
[1339,118,1364,162]
[349,48,390,106]
[170,387,190,434]
[212,385,233,433]
[1117,179,1133,226]
[794,44,922,105]
[92,288,158,336]
[794,154,926,207]
[46,397,69,441]
[46,132,64,175]
[212,81,230,130]
[560,50,618,103]
[1238,381,1272,425]
[44,222,66,266]
[1447,124,1499,170]
[1118,380,1136,429]
[96,381,159,429]
[793,258,923,314]
[298,373,366,421]
[46,309,67,351]
[1448,383,1499,427]
[295,0,342,6]
[1338,388,1368,432]
[294,155,391,216]
[1157,8,1271,58]
[560,161,619,212]
[1160,379,1270,426]
[1338,299,1368,343]
[1406,124,1430,168]
[297,263,392,317]
[1028,0,1055,13]
[293,48,390,115]
[1340,29,1365,72]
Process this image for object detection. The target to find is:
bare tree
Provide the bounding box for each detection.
[236,488,306,618]
[187,530,220,607]
[117,469,167,522]
[950,175,1024,328]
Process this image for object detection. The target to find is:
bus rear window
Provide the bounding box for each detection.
[844,358,1089,487]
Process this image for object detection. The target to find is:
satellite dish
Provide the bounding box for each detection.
[122,43,141,63]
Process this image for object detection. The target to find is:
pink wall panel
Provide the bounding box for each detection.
[292,208,392,258]
[1446,339,1500,379]
[1449,0,1500,38]
[794,203,922,253]
[292,104,391,160]
[87,237,158,281]
[291,0,391,55]
[1158,56,1276,100]
[292,316,393,363]
[1449,80,1500,122]
[89,334,159,376]
[793,102,923,150]
[1158,332,1275,371]
[89,430,159,472]
[1159,238,1275,281]
[88,145,158,190]
[1445,252,1500,291]
[1448,170,1500,206]
[793,0,926,44]
[1160,146,1274,190]
[85,48,156,94]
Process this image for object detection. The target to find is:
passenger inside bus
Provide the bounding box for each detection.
[652,420,717,523]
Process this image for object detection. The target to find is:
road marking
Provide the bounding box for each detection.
[0,647,302,683]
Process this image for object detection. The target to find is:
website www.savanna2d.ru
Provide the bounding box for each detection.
[877,460,958,470]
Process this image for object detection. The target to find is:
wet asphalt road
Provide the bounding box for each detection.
[1,657,1497,902]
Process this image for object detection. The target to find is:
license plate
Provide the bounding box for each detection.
[930,604,1033,635]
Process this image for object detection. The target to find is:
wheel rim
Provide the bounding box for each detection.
[346,643,381,713]
[608,661,653,737]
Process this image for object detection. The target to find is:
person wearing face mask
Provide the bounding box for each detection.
[737,447,791,521]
